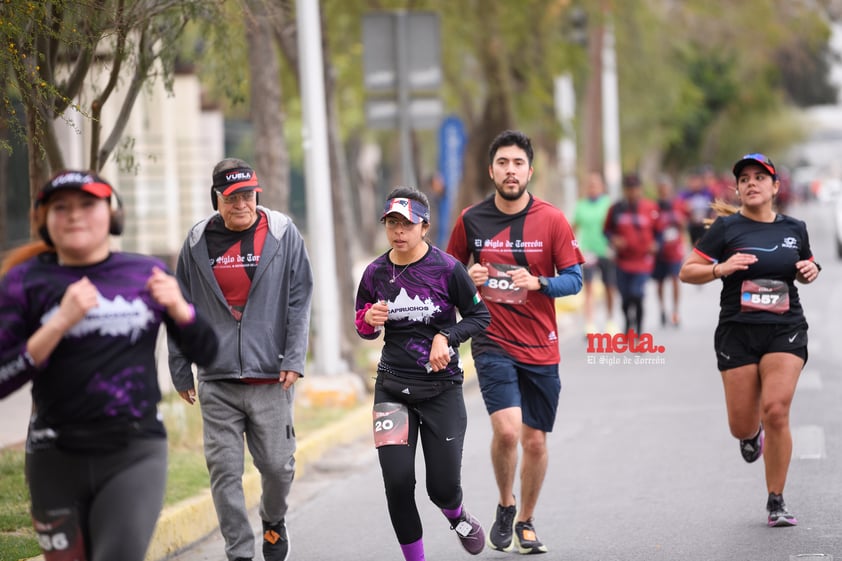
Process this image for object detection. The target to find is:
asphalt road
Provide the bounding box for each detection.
[166,199,842,561]
[5,200,840,561]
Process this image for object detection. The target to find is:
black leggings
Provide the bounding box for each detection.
[374,380,467,545]
[26,437,167,561]
[622,296,643,334]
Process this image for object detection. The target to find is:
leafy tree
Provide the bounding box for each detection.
[775,26,837,107]
[0,0,224,207]
[613,0,834,176]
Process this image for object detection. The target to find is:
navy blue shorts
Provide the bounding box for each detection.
[583,256,616,287]
[615,269,650,299]
[652,260,681,281]
[473,352,561,433]
[713,321,808,371]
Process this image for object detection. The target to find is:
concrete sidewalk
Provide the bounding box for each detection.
[0,383,32,450]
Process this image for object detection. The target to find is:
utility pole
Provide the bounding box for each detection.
[555,74,577,215]
[602,18,621,199]
[296,0,343,375]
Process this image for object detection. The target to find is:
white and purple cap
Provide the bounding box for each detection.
[381,197,430,224]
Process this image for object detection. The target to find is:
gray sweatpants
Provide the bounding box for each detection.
[198,379,296,561]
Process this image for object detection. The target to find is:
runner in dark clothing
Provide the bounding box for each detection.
[653,174,688,327]
[0,170,218,561]
[679,153,820,527]
[604,173,660,335]
[355,186,491,561]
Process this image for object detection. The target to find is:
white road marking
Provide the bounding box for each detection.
[792,425,826,460]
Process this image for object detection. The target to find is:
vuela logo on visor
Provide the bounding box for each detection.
[210,166,262,210]
[212,167,262,196]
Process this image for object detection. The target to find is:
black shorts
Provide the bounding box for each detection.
[713,321,808,371]
[651,260,681,281]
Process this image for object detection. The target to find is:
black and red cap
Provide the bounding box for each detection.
[212,166,262,196]
[35,170,113,207]
[733,153,777,179]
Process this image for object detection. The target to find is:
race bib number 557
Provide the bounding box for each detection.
[741,279,789,314]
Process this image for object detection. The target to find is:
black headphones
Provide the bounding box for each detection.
[211,167,260,210]
[108,189,125,236]
[35,171,124,245]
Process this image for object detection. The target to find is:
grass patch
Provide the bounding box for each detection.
[0,391,361,561]
[0,533,36,561]
[0,450,36,561]
[0,451,30,531]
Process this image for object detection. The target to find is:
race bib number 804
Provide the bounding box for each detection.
[481,262,527,305]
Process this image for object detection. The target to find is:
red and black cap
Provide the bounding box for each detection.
[211,166,262,197]
[35,170,113,207]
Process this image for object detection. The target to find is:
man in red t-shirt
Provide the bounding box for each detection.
[447,130,584,555]
[603,173,660,335]
[653,174,688,326]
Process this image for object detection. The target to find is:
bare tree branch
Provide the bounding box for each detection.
[55,0,107,113]
[96,29,155,170]
[90,0,130,168]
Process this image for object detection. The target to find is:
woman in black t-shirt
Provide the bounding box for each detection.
[679,153,820,528]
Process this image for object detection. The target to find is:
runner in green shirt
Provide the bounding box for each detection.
[572,172,618,334]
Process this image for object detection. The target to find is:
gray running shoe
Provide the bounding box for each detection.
[740,425,764,463]
[767,493,798,527]
[514,518,548,554]
[487,503,516,551]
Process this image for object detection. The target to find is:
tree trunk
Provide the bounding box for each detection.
[245,0,289,212]
[582,17,604,181]
[0,68,8,248]
[456,14,515,216]
[320,10,359,367]
[25,110,52,239]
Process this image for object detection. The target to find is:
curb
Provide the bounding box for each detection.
[145,401,374,561]
[22,401,374,561]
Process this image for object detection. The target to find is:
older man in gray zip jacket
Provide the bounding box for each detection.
[168,158,313,561]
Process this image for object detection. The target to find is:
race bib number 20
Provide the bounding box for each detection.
[373,402,409,448]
